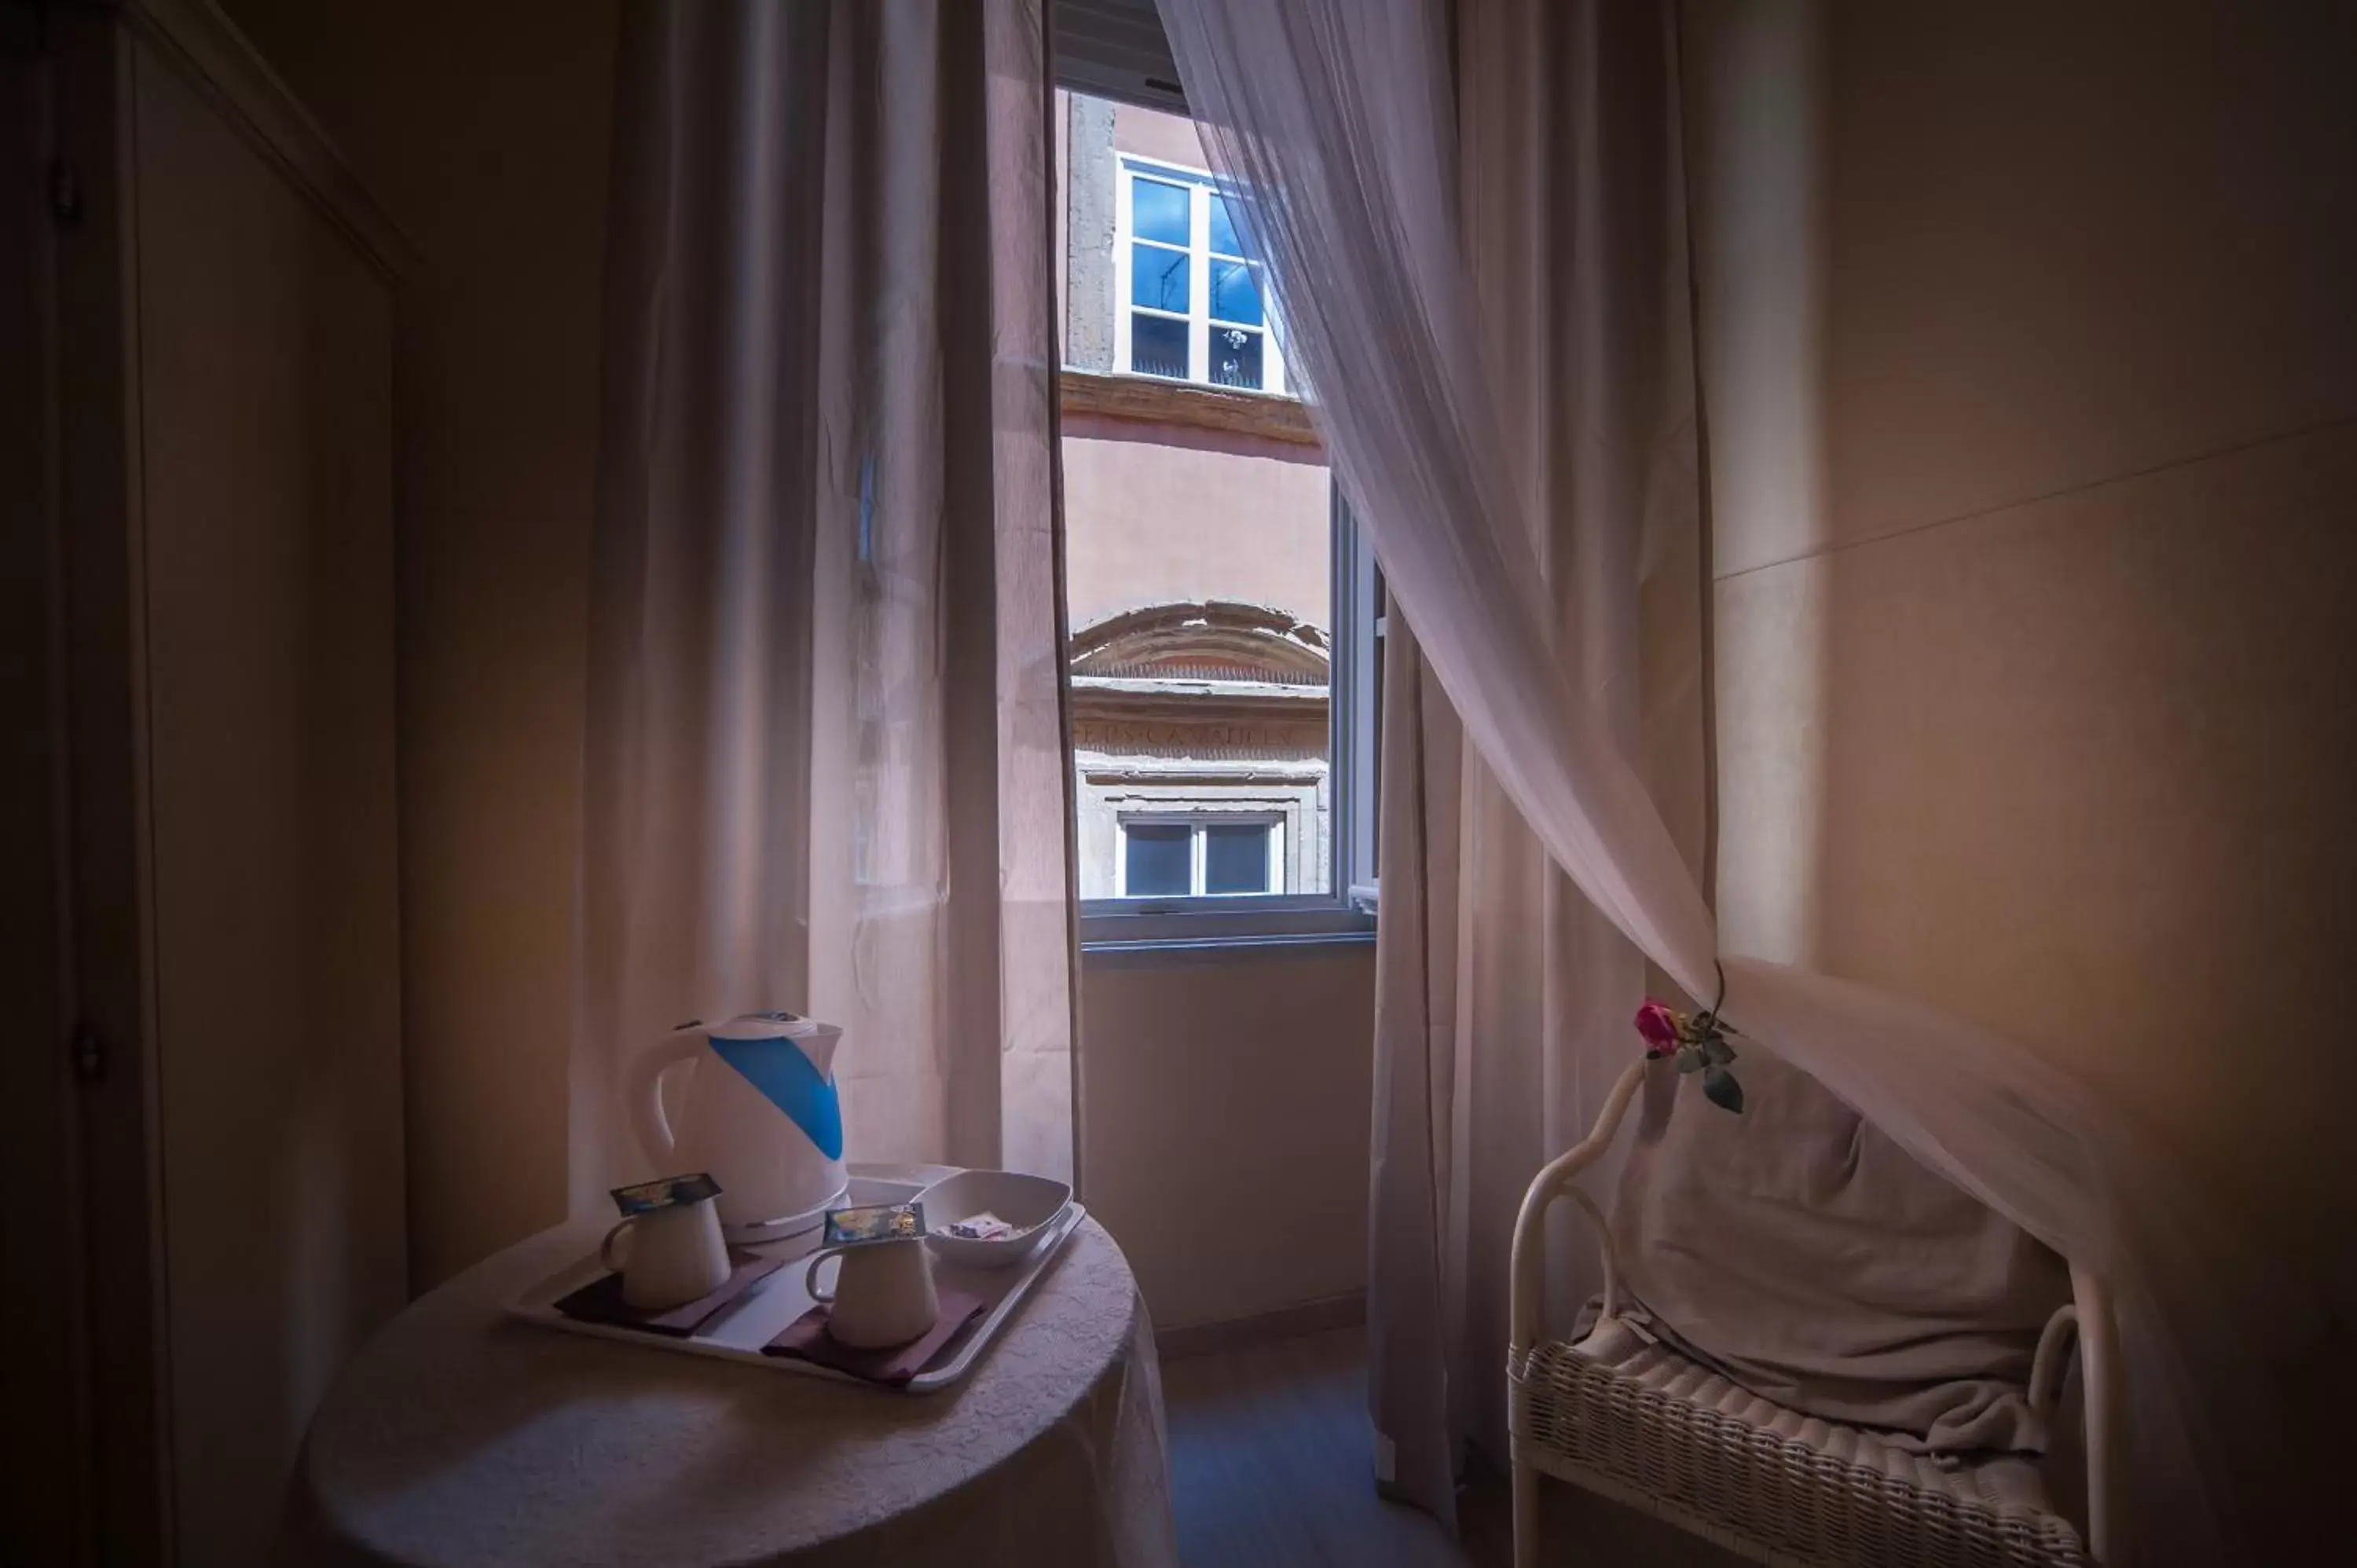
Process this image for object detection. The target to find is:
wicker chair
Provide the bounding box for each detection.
[1508,1061,2124,1567]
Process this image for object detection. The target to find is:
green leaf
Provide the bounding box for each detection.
[1703,1065,1746,1113]
[1675,1045,1705,1074]
[1701,1034,1736,1066]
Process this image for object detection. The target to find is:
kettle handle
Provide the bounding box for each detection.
[628,1029,708,1167]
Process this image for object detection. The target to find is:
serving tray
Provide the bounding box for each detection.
[503,1171,1084,1394]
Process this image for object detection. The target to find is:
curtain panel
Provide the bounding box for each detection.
[1363,0,1705,1528]
[1156,0,2338,1561]
[577,0,1079,1211]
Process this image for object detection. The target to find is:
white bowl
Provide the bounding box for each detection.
[915,1170,1072,1270]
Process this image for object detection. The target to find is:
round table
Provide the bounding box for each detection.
[280,1189,1176,1568]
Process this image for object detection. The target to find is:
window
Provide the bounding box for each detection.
[1116,815,1283,898]
[1060,487,1380,944]
[1056,90,1377,948]
[1116,160,1288,394]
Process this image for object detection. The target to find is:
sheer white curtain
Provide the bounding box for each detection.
[1157,0,2336,1560]
[1358,0,1704,1530]
[577,0,1079,1208]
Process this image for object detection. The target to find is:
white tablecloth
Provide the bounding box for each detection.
[279,1198,1176,1568]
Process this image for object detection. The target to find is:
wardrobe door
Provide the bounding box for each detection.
[0,24,90,1566]
[130,30,405,1566]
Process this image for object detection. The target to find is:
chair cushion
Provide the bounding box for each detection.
[1512,1318,2086,1568]
[1607,1052,2072,1456]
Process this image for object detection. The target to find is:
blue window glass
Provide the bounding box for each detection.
[1203,824,1272,894]
[1130,314,1188,379]
[1210,260,1263,326]
[1131,178,1190,246]
[1124,824,1191,896]
[1131,243,1189,313]
[1208,325,1264,389]
[1209,192,1246,258]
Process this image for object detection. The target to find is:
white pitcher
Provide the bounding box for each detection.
[630,1013,849,1239]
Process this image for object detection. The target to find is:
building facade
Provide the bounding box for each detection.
[1057,93,1336,902]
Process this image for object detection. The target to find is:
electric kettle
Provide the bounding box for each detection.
[630,1012,849,1241]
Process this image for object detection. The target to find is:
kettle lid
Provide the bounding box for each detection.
[683,1010,826,1041]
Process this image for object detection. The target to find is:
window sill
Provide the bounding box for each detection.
[1079,899,1374,964]
[1080,925,1376,968]
[1059,368,1321,447]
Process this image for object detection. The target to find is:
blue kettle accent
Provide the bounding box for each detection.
[710,1031,845,1160]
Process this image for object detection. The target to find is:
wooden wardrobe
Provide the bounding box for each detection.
[2,2,410,1561]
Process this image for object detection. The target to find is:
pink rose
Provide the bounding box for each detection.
[1635,1001,1682,1057]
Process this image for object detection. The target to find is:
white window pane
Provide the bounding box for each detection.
[1131,242,1190,314]
[1203,824,1273,894]
[1124,824,1191,896]
[1131,178,1190,246]
[1130,314,1188,379]
[1208,324,1264,390]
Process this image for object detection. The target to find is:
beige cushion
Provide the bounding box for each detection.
[1608,1053,2072,1456]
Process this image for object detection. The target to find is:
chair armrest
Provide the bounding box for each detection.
[1509,1060,1648,1357]
[2069,1266,2124,1566]
[2031,1272,2124,1565]
[2029,1302,2079,1409]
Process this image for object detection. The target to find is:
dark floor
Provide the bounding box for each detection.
[1160,1326,1735,1568]
[1161,1325,1500,1567]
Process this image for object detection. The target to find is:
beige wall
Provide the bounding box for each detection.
[1691,0,2357,1271]
[1080,945,1376,1330]
[221,0,617,1288]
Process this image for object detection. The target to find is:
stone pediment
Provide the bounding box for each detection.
[1069,600,1329,685]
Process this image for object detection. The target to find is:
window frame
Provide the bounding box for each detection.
[1076,492,1380,951]
[1112,155,1289,396]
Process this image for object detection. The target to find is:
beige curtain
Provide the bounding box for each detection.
[575,0,1079,1210]
[1364,0,1707,1526]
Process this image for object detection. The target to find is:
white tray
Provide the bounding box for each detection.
[503,1174,1084,1394]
